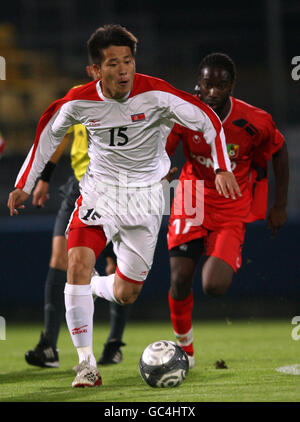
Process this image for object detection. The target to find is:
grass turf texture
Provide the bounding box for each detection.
[0,320,299,402]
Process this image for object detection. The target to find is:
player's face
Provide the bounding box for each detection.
[198,66,233,112]
[97,45,135,100]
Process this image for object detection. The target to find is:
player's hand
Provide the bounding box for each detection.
[161,167,178,182]
[7,188,29,216]
[267,204,287,236]
[215,170,242,200]
[32,179,50,208]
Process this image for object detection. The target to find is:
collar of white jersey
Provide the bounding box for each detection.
[96,80,131,103]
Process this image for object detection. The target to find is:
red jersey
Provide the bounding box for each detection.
[166,96,285,224]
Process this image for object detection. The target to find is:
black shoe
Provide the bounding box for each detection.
[25,332,59,368]
[97,340,125,365]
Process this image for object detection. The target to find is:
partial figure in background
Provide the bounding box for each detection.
[167,53,289,368]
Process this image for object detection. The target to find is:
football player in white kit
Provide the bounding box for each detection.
[8,24,241,388]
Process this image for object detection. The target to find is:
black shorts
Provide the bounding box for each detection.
[53,176,80,237]
[169,238,205,264]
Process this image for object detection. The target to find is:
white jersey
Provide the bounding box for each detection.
[15,73,231,194]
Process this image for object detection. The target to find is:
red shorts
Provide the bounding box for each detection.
[168,215,246,272]
[66,195,156,284]
[66,196,107,258]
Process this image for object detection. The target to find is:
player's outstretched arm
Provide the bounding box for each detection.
[215,170,242,200]
[31,132,72,208]
[7,188,29,216]
[267,142,289,235]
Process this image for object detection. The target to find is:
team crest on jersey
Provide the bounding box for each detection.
[131,113,145,122]
[227,144,239,159]
[192,134,201,144]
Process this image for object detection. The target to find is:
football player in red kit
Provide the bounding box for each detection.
[166,53,289,368]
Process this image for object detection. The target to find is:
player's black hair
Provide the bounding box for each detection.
[87,24,138,65]
[198,53,236,82]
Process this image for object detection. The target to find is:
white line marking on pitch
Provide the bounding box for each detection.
[275,364,300,375]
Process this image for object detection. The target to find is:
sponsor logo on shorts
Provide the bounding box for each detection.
[98,291,105,299]
[179,244,188,251]
[140,270,148,277]
[72,325,88,335]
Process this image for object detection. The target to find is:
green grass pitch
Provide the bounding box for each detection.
[0,319,299,402]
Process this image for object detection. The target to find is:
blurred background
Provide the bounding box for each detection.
[0,0,299,322]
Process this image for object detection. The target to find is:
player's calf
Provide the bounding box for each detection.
[169,257,195,301]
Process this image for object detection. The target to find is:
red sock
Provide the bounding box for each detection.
[168,290,194,356]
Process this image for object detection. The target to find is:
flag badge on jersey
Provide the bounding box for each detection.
[131,113,145,122]
[227,144,239,159]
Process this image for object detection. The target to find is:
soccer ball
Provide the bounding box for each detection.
[139,340,189,388]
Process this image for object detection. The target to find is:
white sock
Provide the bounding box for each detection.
[64,283,96,366]
[77,346,96,367]
[91,273,120,304]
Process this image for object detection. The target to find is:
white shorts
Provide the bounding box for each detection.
[67,180,165,283]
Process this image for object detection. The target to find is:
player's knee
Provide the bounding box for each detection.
[202,257,233,297]
[114,283,141,305]
[202,277,231,297]
[115,293,138,305]
[50,236,68,270]
[67,255,91,281]
[114,290,139,305]
[170,269,193,301]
